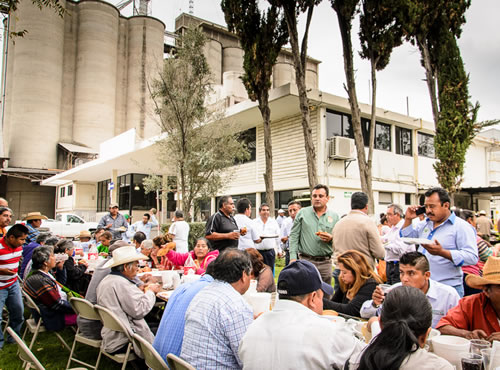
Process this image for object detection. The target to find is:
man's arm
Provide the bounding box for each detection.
[149,214,158,227]
[438,325,488,340]
[367,223,385,260]
[288,212,302,261]
[97,215,107,229]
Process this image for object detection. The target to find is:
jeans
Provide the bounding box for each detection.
[385,261,401,285]
[258,249,276,275]
[452,283,465,298]
[0,281,24,348]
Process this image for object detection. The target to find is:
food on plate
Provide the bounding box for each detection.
[322,310,338,316]
[316,231,328,237]
[139,266,152,273]
[360,322,372,343]
[240,227,247,236]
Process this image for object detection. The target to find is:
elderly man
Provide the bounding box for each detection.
[97,203,128,240]
[205,195,240,251]
[239,260,363,369]
[20,232,52,279]
[0,197,8,207]
[167,210,190,253]
[360,252,459,328]
[281,201,301,266]
[383,203,414,284]
[96,246,161,356]
[437,256,500,341]
[180,249,253,369]
[289,184,339,284]
[130,210,158,240]
[253,203,280,273]
[401,187,478,297]
[476,210,493,242]
[23,212,48,246]
[0,206,12,238]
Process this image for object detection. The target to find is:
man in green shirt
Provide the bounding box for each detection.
[289,184,339,284]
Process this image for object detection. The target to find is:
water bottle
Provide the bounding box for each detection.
[88,243,98,260]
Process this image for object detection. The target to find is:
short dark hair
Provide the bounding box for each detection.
[218,195,232,209]
[399,252,429,273]
[175,210,184,219]
[133,231,146,244]
[351,191,368,210]
[210,249,251,284]
[31,245,54,270]
[288,200,302,208]
[313,184,329,196]
[6,224,29,238]
[259,203,270,212]
[457,209,475,222]
[35,232,52,244]
[101,231,113,240]
[236,198,251,214]
[424,187,450,205]
[143,213,151,220]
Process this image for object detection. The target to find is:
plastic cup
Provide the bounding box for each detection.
[481,348,491,370]
[379,284,392,295]
[460,352,482,370]
[470,339,490,355]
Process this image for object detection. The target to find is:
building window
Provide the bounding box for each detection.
[326,109,353,139]
[360,118,391,151]
[405,193,412,205]
[67,185,73,196]
[232,193,257,219]
[97,179,111,212]
[237,128,256,163]
[261,189,311,214]
[396,127,412,156]
[418,132,435,158]
[118,174,131,211]
[131,174,156,210]
[379,192,393,205]
[60,187,65,198]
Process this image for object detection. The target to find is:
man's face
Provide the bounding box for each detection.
[7,234,26,248]
[80,237,91,243]
[245,205,252,217]
[123,261,139,279]
[259,206,270,220]
[241,270,251,294]
[0,211,12,227]
[0,199,8,207]
[142,216,149,224]
[385,207,400,227]
[399,264,429,291]
[288,204,301,220]
[311,188,329,210]
[222,197,235,215]
[485,285,500,307]
[109,207,118,216]
[424,193,450,223]
[31,219,42,228]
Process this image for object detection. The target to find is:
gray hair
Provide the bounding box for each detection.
[54,239,74,254]
[0,206,12,215]
[175,209,184,219]
[45,237,60,247]
[388,204,404,218]
[141,239,154,250]
[35,232,52,245]
[111,261,136,272]
[31,245,54,270]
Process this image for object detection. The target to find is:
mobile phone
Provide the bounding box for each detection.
[415,206,426,216]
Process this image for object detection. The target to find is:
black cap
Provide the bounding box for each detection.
[277,260,334,297]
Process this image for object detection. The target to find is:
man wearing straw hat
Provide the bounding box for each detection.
[96,246,161,355]
[437,256,500,341]
[23,211,47,246]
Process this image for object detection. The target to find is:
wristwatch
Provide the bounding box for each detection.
[372,301,381,308]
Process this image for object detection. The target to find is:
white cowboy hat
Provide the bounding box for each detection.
[23,212,48,221]
[466,256,500,289]
[103,246,149,268]
[75,230,92,240]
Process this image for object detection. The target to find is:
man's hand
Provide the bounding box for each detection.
[147,283,161,294]
[405,206,419,221]
[421,240,452,260]
[318,232,333,243]
[105,223,112,229]
[465,329,488,340]
[78,260,88,267]
[139,273,152,283]
[281,236,288,243]
[372,286,385,306]
[487,332,500,342]
[227,231,240,240]
[0,268,16,276]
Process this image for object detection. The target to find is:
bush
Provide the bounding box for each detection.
[161,222,206,251]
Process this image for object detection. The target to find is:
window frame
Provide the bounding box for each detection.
[417,132,435,158]
[395,126,413,156]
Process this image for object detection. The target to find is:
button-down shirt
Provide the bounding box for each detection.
[181,280,253,369]
[234,214,258,250]
[400,213,478,286]
[97,213,129,240]
[239,299,365,370]
[289,206,339,260]
[153,274,214,359]
[383,219,414,262]
[252,217,280,251]
[360,279,460,328]
[205,211,239,251]
[131,214,158,240]
[280,217,293,251]
[24,223,39,246]
[476,215,493,237]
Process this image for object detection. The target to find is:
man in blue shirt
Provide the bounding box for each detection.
[153,265,214,359]
[401,187,478,297]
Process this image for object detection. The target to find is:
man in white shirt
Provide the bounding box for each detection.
[234,198,258,250]
[360,251,459,328]
[276,209,286,229]
[239,260,364,369]
[253,203,280,273]
[383,203,414,284]
[280,201,301,266]
[168,210,190,253]
[130,209,158,239]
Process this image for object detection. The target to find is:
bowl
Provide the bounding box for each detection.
[431,335,470,368]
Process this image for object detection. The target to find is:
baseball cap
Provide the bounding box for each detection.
[109,203,119,208]
[278,209,285,214]
[277,260,333,297]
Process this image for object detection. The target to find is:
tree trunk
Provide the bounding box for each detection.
[258,90,275,215]
[365,58,377,214]
[418,38,439,126]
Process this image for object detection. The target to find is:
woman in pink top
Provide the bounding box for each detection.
[164,237,219,275]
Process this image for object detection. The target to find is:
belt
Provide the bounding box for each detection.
[387,261,399,265]
[299,253,331,262]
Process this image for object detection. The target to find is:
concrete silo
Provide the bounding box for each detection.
[204,39,222,85]
[114,17,129,136]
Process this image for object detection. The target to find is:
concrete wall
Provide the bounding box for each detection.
[5,177,55,219]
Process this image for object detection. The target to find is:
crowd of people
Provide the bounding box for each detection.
[1,185,500,369]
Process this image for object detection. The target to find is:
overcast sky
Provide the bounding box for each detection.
[115,0,499,124]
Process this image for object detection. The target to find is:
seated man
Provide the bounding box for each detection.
[180,249,253,369]
[437,256,500,340]
[96,246,161,356]
[239,260,364,369]
[360,252,459,328]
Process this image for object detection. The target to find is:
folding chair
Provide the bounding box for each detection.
[66,298,103,370]
[21,290,71,351]
[166,353,196,370]
[2,306,8,336]
[132,333,168,370]
[94,304,137,370]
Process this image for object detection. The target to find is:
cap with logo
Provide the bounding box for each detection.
[277,260,333,297]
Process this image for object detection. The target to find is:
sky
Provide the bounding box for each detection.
[115,0,500,124]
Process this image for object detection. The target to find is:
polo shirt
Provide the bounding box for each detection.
[205,210,239,251]
[0,237,22,289]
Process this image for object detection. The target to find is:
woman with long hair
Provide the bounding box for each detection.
[352,286,453,370]
[245,248,275,293]
[324,250,382,316]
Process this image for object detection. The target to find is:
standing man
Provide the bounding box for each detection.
[280,201,301,266]
[97,203,128,240]
[476,210,493,242]
[130,210,158,240]
[205,196,240,251]
[276,209,286,229]
[167,210,190,253]
[23,212,48,246]
[289,184,339,284]
[383,203,414,285]
[0,207,12,238]
[234,198,257,251]
[0,224,29,349]
[401,187,478,297]
[253,203,280,273]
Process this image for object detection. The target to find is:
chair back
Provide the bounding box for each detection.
[94,304,132,340]
[7,327,45,370]
[69,297,100,321]
[132,333,168,370]
[166,353,196,370]
[22,290,41,315]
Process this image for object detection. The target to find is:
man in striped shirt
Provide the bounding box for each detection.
[0,224,29,349]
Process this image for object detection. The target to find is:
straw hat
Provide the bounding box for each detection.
[466,256,500,289]
[102,246,149,268]
[75,230,92,240]
[23,212,48,221]
[479,210,486,215]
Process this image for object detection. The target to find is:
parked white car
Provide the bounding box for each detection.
[41,213,98,238]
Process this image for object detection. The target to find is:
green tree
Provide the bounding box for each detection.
[150,29,249,220]
[221,0,289,214]
[270,0,321,191]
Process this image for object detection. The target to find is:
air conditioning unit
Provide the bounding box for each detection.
[329,136,355,160]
